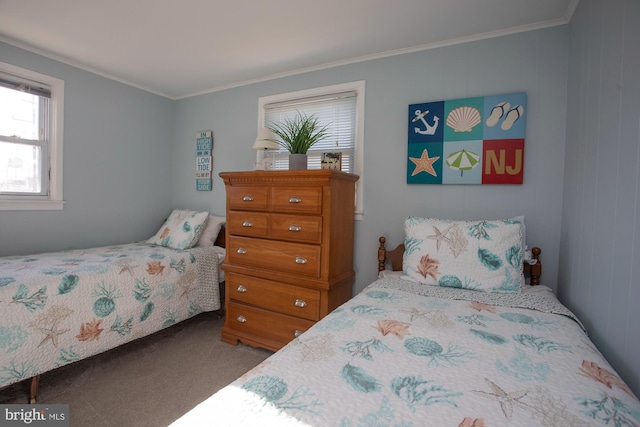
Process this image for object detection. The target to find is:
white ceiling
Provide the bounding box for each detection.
[0,0,578,99]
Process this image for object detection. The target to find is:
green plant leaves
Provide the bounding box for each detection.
[267,112,330,154]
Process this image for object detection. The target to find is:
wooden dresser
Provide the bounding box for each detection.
[219,170,359,351]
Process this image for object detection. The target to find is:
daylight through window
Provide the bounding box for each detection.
[258,81,365,218]
[0,62,64,210]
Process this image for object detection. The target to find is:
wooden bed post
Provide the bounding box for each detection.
[378,237,405,273]
[378,237,388,272]
[29,375,40,404]
[528,247,542,286]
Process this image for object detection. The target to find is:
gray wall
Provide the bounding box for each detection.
[0,42,174,256]
[172,27,569,296]
[561,0,640,397]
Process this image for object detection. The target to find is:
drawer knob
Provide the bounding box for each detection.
[236,285,247,293]
[242,220,253,227]
[288,224,301,232]
[236,248,247,254]
[295,256,307,264]
[294,299,307,308]
[242,195,254,201]
[288,196,302,203]
[294,330,303,338]
[236,315,247,323]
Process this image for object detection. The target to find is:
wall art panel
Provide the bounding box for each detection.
[407,92,526,184]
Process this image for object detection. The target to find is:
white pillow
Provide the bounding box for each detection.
[196,215,226,247]
[147,210,210,250]
[512,215,526,249]
[402,216,524,293]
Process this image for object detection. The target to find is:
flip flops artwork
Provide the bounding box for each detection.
[486,101,524,131]
[502,105,524,130]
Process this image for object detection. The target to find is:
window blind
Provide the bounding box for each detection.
[264,91,357,172]
[0,72,51,99]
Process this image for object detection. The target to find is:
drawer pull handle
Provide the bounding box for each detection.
[236,248,247,254]
[295,256,307,264]
[236,315,247,323]
[242,220,253,227]
[242,195,254,202]
[236,285,247,293]
[288,224,301,232]
[294,299,307,308]
[294,330,303,338]
[288,196,302,203]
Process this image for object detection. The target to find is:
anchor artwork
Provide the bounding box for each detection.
[407,92,526,184]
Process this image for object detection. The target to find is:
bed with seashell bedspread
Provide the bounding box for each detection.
[0,241,222,403]
[171,217,640,427]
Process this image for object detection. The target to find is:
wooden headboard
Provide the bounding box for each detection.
[377,236,542,286]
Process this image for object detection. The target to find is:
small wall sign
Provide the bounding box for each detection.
[196,131,213,191]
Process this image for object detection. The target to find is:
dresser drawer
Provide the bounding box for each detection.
[228,236,321,278]
[270,213,322,244]
[227,273,320,321]
[227,211,269,238]
[270,186,322,214]
[229,186,269,211]
[226,302,315,345]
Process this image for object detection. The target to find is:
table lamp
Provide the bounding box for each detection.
[252,127,280,170]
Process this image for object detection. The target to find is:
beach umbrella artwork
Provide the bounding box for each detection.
[446,149,480,176]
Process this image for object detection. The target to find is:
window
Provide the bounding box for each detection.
[0,62,64,210]
[258,81,365,219]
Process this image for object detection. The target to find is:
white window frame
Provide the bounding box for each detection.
[257,81,365,220]
[0,62,64,211]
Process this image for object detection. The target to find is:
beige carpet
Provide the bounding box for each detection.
[0,312,273,427]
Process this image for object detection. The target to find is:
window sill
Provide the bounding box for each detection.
[0,200,65,211]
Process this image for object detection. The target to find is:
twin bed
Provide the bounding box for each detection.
[171,216,640,426]
[0,210,226,403]
[2,213,639,426]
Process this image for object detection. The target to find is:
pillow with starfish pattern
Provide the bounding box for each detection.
[147,209,210,250]
[402,216,524,293]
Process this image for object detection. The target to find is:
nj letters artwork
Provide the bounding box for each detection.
[407,92,526,184]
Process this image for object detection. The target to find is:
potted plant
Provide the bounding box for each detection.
[267,112,330,170]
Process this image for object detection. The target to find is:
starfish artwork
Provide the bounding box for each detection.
[473,378,529,420]
[117,259,139,276]
[426,225,451,250]
[29,305,73,348]
[410,148,440,177]
[36,323,71,347]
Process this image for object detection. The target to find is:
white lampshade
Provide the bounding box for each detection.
[252,128,280,150]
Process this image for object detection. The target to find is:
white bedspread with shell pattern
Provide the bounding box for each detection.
[0,242,219,390]
[172,277,640,427]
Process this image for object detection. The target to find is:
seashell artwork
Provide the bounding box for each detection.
[446,106,481,132]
